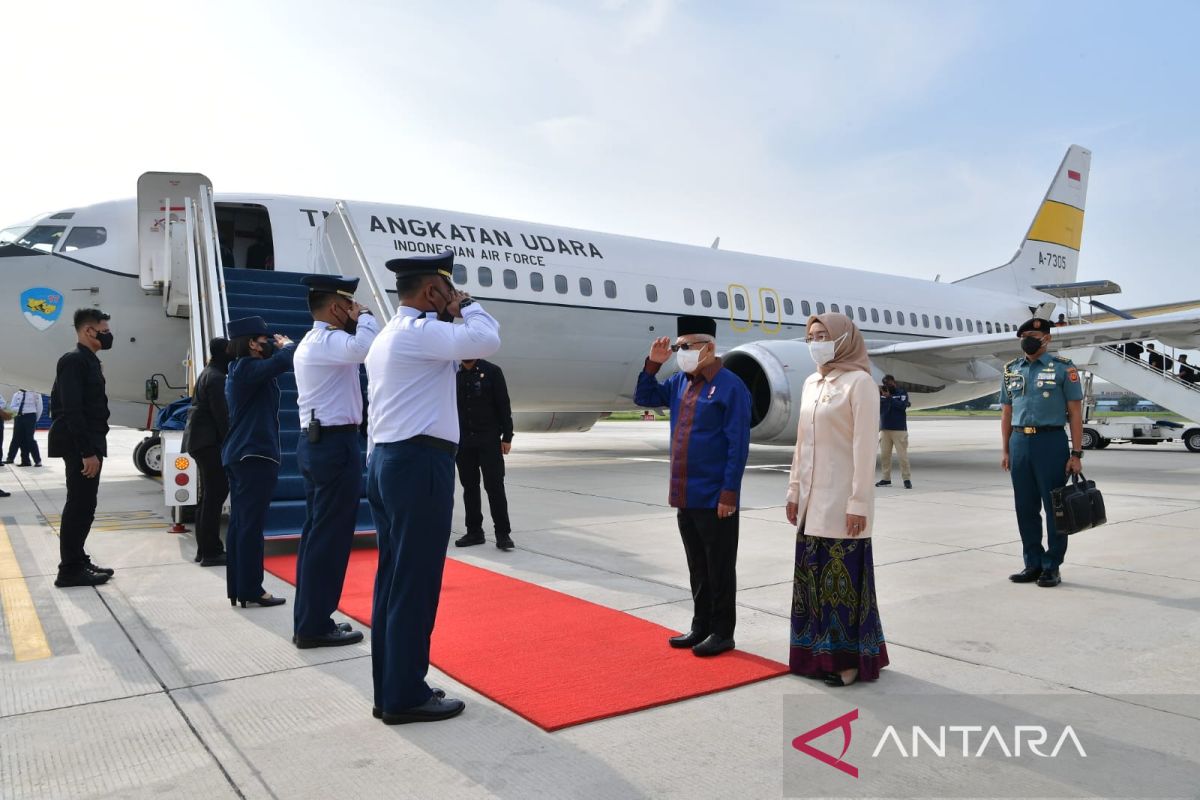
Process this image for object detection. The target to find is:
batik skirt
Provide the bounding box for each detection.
[790,532,889,681]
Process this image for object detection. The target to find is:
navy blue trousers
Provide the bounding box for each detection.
[294,430,363,637]
[1009,429,1070,570]
[7,414,40,465]
[368,440,455,712]
[225,458,279,602]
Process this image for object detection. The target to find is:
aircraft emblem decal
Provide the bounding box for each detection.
[20,287,64,331]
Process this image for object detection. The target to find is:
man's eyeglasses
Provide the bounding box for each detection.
[670,341,711,352]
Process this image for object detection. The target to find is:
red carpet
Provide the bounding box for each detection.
[264,550,788,731]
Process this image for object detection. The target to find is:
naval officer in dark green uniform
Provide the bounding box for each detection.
[1000,317,1084,588]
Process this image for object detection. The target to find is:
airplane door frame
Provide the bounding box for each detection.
[758,287,781,334]
[728,283,752,332]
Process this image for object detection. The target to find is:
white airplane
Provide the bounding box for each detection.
[2,144,1197,463]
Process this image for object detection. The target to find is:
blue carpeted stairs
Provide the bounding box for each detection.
[223,268,373,537]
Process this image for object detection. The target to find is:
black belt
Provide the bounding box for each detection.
[302,424,360,434]
[407,434,457,455]
[1016,426,1063,435]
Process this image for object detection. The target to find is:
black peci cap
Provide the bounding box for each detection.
[677,315,717,337]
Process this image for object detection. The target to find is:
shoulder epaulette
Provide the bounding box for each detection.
[1004,357,1022,370]
[1052,355,1072,364]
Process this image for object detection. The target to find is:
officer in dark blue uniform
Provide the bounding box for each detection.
[292,274,379,648]
[1001,317,1084,588]
[223,316,295,607]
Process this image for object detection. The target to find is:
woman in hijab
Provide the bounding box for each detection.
[222,316,295,608]
[183,336,232,566]
[785,313,889,686]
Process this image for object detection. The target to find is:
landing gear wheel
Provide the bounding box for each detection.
[1185,429,1200,453]
[1080,428,1100,450]
[133,435,163,477]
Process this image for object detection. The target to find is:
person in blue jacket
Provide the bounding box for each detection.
[222,316,295,608]
[634,315,752,657]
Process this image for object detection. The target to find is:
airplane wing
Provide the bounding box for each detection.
[1086,298,1200,323]
[866,311,1200,384]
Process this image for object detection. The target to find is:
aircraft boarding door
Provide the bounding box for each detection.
[309,201,396,323]
[137,172,213,309]
[728,284,753,332]
[759,288,782,335]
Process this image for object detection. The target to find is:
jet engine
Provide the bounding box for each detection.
[723,340,819,446]
[513,411,605,433]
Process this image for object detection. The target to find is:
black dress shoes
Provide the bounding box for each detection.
[1037,569,1061,587]
[238,594,286,608]
[86,561,115,577]
[668,630,707,649]
[0,489,10,498]
[199,554,227,567]
[380,695,465,724]
[692,634,735,657]
[373,689,446,719]
[455,533,485,547]
[294,628,364,649]
[1009,567,1042,583]
[875,479,891,487]
[903,480,913,489]
[55,570,109,587]
[495,535,515,551]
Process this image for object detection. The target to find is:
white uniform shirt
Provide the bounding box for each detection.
[365,303,501,446]
[9,389,43,418]
[786,368,879,538]
[295,313,380,427]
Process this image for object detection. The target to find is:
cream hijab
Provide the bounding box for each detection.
[809,313,871,377]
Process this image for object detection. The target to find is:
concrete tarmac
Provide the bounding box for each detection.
[0,420,1197,799]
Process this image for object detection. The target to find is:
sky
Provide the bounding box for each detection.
[2,0,1197,307]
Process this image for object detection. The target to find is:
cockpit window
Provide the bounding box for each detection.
[62,227,107,252]
[7,225,66,253]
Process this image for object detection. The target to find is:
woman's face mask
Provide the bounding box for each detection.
[808,332,845,366]
[255,337,275,359]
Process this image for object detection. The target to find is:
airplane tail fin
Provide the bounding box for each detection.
[954,145,1091,295]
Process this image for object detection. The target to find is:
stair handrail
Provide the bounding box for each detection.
[197,185,230,338]
[183,200,207,394]
[332,200,395,322]
[1100,344,1200,393]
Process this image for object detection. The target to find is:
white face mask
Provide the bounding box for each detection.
[676,348,703,373]
[808,333,845,366]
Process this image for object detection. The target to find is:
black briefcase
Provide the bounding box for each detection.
[1052,473,1106,535]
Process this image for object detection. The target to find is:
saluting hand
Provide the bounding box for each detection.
[446,289,471,319]
[273,334,293,348]
[649,336,671,364]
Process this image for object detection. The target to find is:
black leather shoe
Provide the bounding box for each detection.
[295,628,364,649]
[495,535,515,551]
[373,689,445,718]
[55,570,109,587]
[455,533,485,547]
[903,480,912,489]
[85,561,115,577]
[668,630,707,649]
[0,489,9,498]
[692,634,735,657]
[380,695,465,724]
[875,479,891,487]
[199,555,227,567]
[17,463,31,468]
[1009,567,1042,583]
[1037,569,1061,587]
[239,594,286,608]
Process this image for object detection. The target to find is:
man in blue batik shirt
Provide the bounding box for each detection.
[635,315,751,658]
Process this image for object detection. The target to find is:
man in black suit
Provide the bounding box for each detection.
[48,308,114,587]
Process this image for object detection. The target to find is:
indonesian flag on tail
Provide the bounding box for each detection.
[1067,169,1082,182]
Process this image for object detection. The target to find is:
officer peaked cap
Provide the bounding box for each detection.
[384,252,454,280]
[227,316,270,339]
[300,274,360,297]
[1016,317,1052,337]
[677,315,717,338]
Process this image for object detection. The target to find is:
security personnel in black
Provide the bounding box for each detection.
[48,308,115,587]
[1001,317,1084,588]
[453,359,514,550]
[292,274,379,648]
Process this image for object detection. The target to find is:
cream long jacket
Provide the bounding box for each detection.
[786,367,880,538]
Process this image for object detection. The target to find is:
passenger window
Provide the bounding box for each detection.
[14,225,66,253]
[910,313,918,326]
[683,288,695,306]
[966,319,974,332]
[579,277,592,296]
[62,226,107,252]
[701,290,712,308]
[646,283,658,302]
[801,300,812,316]
[604,279,616,298]
[764,296,776,314]
[816,302,826,314]
[858,306,867,320]
[503,269,518,289]
[555,275,568,294]
[922,314,930,328]
[986,321,994,334]
[944,316,952,330]
[478,266,493,287]
[784,298,794,316]
[452,264,467,285]
[831,303,840,313]
[843,305,852,320]
[530,272,544,292]
[956,318,964,332]
[717,291,729,309]
[976,319,983,332]
[871,308,879,323]
[734,293,746,311]
[884,309,892,324]
[934,316,942,330]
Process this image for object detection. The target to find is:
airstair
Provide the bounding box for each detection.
[1062,344,1200,424]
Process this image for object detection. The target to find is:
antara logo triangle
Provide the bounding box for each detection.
[792,708,859,778]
